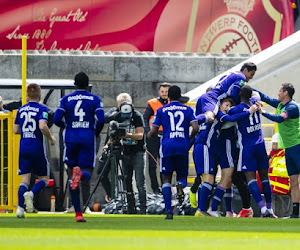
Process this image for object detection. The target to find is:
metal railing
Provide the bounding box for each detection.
[0,111,21,212]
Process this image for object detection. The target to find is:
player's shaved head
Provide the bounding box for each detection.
[239,85,252,100]
[168,85,181,100]
[74,72,89,89]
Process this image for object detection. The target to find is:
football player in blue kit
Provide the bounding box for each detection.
[194,97,256,216]
[228,85,277,218]
[198,62,257,122]
[53,72,105,222]
[15,83,56,218]
[147,85,199,219]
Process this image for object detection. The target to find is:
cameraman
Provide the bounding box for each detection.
[99,93,147,214]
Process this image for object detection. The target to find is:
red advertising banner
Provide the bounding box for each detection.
[0,0,294,53]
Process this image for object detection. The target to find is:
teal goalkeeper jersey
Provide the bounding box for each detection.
[276,101,300,149]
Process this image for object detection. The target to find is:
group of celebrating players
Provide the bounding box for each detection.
[14,61,300,221]
[148,62,300,220]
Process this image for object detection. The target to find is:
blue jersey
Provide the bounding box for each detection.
[54,90,105,143]
[195,96,202,116]
[196,71,246,115]
[152,101,196,157]
[15,102,49,154]
[195,120,221,149]
[211,71,246,104]
[228,103,264,145]
[195,110,250,148]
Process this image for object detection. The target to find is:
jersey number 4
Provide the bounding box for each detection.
[74,100,85,121]
[168,111,184,131]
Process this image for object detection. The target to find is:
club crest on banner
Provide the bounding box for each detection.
[224,0,255,17]
[199,0,260,54]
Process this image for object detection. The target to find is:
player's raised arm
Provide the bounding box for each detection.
[219,106,257,123]
[254,89,280,108]
[260,101,299,123]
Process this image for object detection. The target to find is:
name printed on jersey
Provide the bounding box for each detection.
[19,106,39,112]
[23,131,36,138]
[245,111,261,134]
[67,95,94,102]
[20,106,40,139]
[162,105,187,113]
[72,121,90,128]
[162,104,188,139]
[246,123,261,133]
[170,131,185,138]
[68,94,94,128]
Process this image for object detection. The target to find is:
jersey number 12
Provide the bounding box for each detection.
[168,111,184,131]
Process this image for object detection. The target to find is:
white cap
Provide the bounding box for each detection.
[271,133,278,143]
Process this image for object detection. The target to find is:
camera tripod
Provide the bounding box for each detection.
[83,141,128,213]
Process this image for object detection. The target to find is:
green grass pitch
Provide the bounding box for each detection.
[0,213,299,249]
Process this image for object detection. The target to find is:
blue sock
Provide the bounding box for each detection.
[18,182,28,208]
[211,186,225,211]
[31,179,47,195]
[162,183,172,213]
[224,187,233,213]
[262,179,272,209]
[81,171,92,182]
[248,179,265,208]
[69,180,81,212]
[195,184,202,206]
[198,182,213,211]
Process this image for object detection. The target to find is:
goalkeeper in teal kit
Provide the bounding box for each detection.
[256,83,300,218]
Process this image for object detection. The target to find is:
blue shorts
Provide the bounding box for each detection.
[216,139,236,169]
[285,144,300,176]
[64,142,96,169]
[160,155,188,177]
[200,93,219,115]
[18,148,50,176]
[193,143,216,175]
[237,142,269,172]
